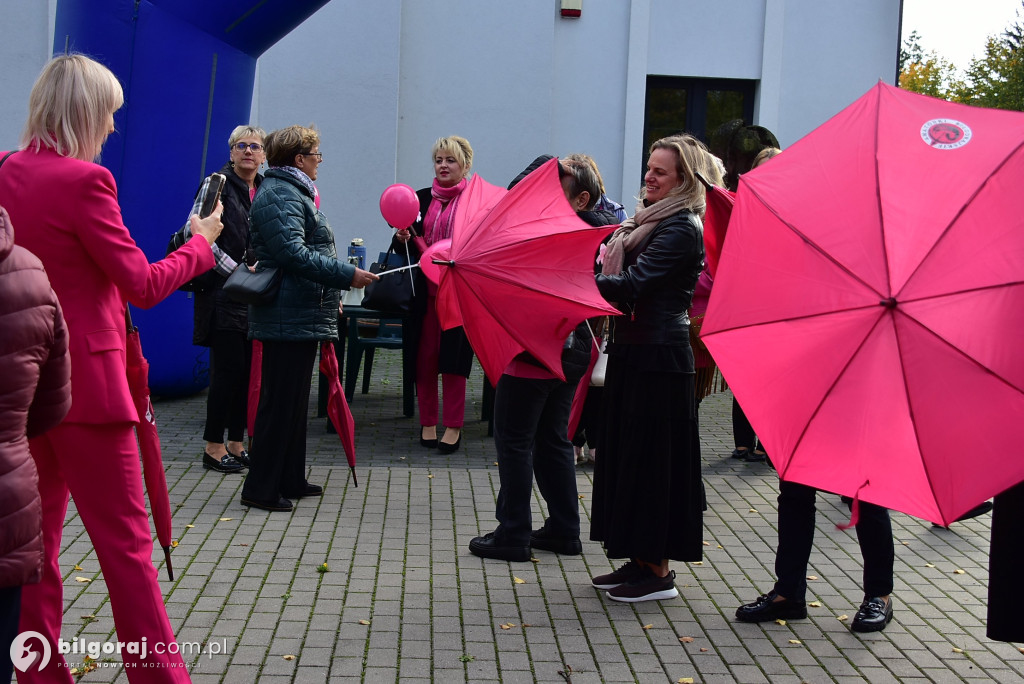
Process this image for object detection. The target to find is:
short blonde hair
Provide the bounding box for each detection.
[228,125,266,148]
[264,125,320,167]
[642,134,710,216]
[751,146,781,169]
[21,54,124,162]
[431,136,473,173]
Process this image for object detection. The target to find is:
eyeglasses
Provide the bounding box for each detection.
[302,151,323,162]
[233,142,263,152]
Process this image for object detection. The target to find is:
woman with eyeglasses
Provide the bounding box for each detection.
[193,125,266,474]
[240,125,377,512]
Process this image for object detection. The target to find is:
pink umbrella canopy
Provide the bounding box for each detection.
[319,341,358,486]
[702,82,1024,526]
[697,179,735,279]
[125,309,174,580]
[425,159,620,385]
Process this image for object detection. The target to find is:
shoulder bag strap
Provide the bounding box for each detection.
[0,150,16,170]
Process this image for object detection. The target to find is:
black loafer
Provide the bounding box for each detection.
[735,590,807,622]
[730,448,750,459]
[438,432,462,454]
[240,496,293,512]
[851,596,893,632]
[469,532,530,562]
[230,449,251,467]
[203,452,245,473]
[530,525,582,555]
[744,450,767,463]
[283,482,323,499]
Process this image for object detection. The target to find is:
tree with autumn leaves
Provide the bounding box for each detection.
[900,4,1024,111]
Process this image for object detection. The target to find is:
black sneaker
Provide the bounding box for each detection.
[591,560,644,589]
[606,568,678,603]
[851,596,893,633]
[735,590,808,622]
[530,525,582,555]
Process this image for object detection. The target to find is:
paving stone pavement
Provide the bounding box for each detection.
[28,349,1024,683]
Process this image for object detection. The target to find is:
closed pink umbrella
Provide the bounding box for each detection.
[125,309,175,580]
[319,341,357,486]
[702,82,1024,526]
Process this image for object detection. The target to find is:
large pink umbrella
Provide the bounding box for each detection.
[423,159,620,385]
[702,82,1024,526]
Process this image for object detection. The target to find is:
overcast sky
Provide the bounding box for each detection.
[902,0,1022,68]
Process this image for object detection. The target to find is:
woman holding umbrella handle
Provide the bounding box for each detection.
[589,134,717,603]
[393,135,476,453]
[0,54,223,682]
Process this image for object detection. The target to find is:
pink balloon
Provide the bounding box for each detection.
[418,238,452,286]
[379,184,420,229]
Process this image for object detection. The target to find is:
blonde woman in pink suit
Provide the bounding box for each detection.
[0,55,223,683]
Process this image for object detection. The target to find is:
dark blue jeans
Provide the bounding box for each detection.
[492,374,579,545]
[774,480,894,602]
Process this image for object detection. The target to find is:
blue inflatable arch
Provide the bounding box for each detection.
[56,0,331,394]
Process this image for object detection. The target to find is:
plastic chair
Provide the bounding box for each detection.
[345,318,403,400]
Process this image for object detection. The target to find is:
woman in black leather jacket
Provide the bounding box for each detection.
[589,134,715,603]
[194,125,265,474]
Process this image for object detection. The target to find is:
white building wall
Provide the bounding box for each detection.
[0,0,900,258]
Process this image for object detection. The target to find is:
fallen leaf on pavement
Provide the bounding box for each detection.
[679,636,694,643]
[808,602,821,607]
[789,639,802,645]
[513,577,526,584]
[643,624,653,630]
[838,614,849,621]
[776,619,786,626]
[74,577,91,583]
[219,517,233,522]
[358,619,370,625]
[282,654,295,661]
[806,575,818,580]
[953,569,965,575]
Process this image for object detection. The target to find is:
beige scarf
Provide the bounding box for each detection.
[600,195,694,276]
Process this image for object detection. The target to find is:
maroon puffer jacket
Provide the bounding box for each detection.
[0,205,71,587]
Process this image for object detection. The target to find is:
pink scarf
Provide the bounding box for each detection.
[423,177,467,245]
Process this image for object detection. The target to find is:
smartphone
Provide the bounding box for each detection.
[197,173,226,218]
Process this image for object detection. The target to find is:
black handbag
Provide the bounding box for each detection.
[222,263,282,305]
[361,248,415,314]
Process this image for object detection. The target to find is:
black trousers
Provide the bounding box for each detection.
[203,330,252,444]
[732,397,757,451]
[1,585,20,683]
[492,374,579,545]
[773,480,893,602]
[988,480,1024,641]
[241,340,318,502]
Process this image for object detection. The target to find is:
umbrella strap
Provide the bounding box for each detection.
[835,480,870,530]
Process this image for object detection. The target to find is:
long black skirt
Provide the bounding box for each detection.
[590,344,704,563]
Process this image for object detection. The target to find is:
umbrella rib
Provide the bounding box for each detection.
[895,138,1024,299]
[746,184,885,300]
[704,303,885,336]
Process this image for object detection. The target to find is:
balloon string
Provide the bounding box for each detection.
[403,241,415,296]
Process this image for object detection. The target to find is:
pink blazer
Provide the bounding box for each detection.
[0,147,215,424]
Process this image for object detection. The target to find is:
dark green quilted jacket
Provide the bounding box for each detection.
[248,169,354,341]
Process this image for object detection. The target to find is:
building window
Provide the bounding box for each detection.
[642,76,756,179]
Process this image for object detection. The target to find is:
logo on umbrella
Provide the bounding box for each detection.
[921,119,972,149]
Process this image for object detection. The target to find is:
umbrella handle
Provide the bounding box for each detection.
[431,259,455,266]
[163,546,174,581]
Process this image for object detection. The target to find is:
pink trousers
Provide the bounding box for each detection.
[19,423,190,683]
[416,296,467,428]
